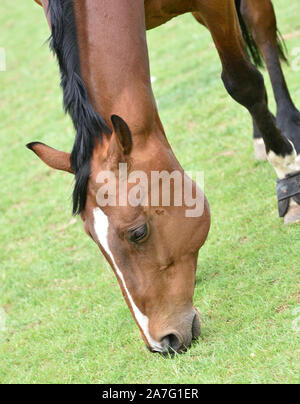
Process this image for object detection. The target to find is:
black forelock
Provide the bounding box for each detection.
[48,0,111,215]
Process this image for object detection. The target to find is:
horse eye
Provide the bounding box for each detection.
[128,224,149,244]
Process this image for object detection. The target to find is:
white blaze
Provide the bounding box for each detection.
[93,207,163,352]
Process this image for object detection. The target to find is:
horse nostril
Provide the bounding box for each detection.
[161,333,182,354]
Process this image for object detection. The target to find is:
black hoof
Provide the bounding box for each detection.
[277,171,300,225]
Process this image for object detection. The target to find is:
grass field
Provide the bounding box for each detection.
[0,0,299,384]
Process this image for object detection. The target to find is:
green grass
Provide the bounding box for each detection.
[0,0,299,384]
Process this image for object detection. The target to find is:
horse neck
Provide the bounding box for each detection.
[73,0,159,145]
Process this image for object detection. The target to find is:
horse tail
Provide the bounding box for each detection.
[234,0,264,68]
[235,0,289,67]
[47,0,111,215]
[276,28,289,65]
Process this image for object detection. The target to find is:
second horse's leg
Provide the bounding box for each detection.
[195,0,300,224]
[240,0,300,158]
[193,6,270,161]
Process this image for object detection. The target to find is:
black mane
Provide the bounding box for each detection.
[48,0,111,215]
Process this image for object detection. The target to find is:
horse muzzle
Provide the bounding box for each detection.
[147,311,201,355]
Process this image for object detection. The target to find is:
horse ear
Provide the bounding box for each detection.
[110,115,133,155]
[26,142,73,174]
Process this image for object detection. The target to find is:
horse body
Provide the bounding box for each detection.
[145,0,300,164]
[28,0,300,353]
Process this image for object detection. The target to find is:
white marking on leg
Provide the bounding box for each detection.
[254,138,267,161]
[93,207,163,352]
[267,141,300,179]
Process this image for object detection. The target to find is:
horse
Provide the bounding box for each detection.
[28,0,300,354]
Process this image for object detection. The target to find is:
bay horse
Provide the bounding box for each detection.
[28,0,300,354]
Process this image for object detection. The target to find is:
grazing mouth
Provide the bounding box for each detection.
[146,313,202,355]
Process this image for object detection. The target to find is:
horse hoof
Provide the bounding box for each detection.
[254,138,267,161]
[284,200,300,225]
